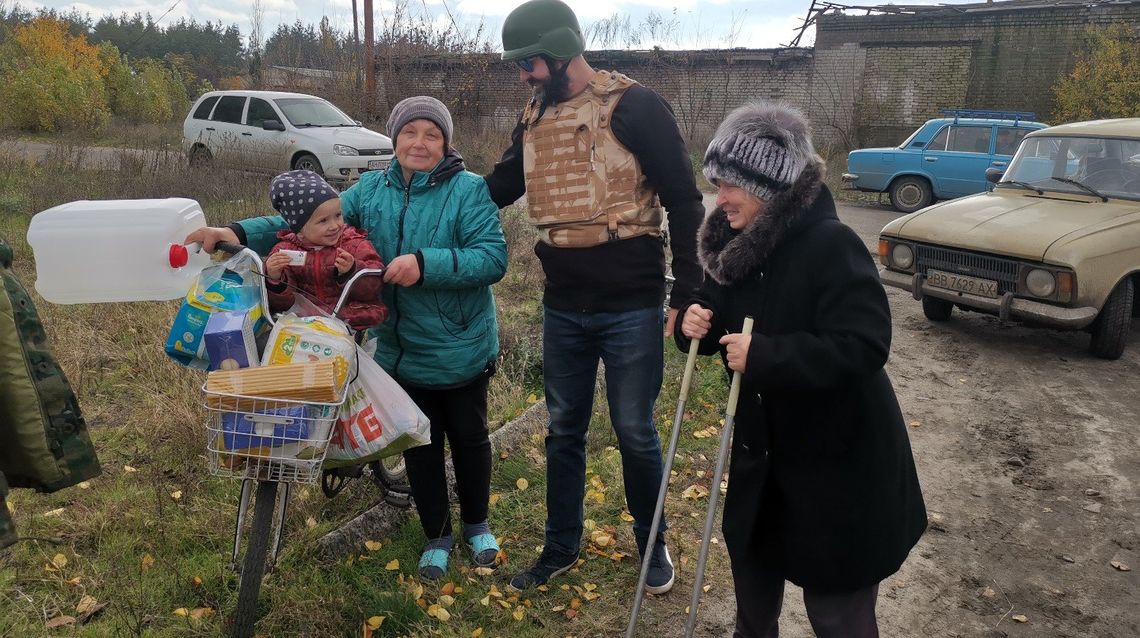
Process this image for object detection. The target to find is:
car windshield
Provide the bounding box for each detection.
[273,98,357,127]
[1003,135,1140,201]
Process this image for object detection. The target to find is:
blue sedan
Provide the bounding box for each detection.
[843,110,1048,213]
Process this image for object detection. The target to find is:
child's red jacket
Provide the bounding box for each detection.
[265,226,387,332]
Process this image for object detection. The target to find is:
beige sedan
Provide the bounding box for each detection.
[878,117,1140,359]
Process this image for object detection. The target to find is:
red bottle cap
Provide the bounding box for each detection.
[169,243,189,268]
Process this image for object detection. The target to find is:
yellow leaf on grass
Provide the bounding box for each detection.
[76,595,98,615]
[141,553,155,570]
[66,577,81,586]
[365,540,382,552]
[516,478,529,491]
[77,481,92,490]
[43,507,65,518]
[305,517,317,529]
[51,553,68,569]
[441,581,456,595]
[189,607,214,619]
[489,494,501,507]
[527,393,538,404]
[192,576,203,588]
[682,485,709,501]
[480,595,490,606]
[472,629,484,638]
[1013,614,1029,623]
[45,615,76,629]
[123,465,137,473]
[173,608,189,617]
[170,490,183,501]
[385,559,400,571]
[440,594,455,606]
[583,519,596,531]
[620,511,635,523]
[497,599,511,609]
[427,603,451,621]
[582,591,600,602]
[570,597,582,610]
[512,606,525,621]
[367,616,385,629]
[590,531,614,547]
[474,566,494,576]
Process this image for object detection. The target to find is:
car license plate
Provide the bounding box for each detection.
[367,159,388,170]
[926,269,999,298]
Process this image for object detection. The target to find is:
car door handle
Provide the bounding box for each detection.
[992,160,1007,167]
[924,157,938,162]
[242,132,252,136]
[205,127,215,131]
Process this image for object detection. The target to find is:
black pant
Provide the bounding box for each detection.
[400,376,491,541]
[731,561,880,638]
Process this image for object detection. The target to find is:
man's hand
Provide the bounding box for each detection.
[265,252,291,281]
[184,226,239,252]
[384,254,421,287]
[334,248,355,275]
[681,304,713,340]
[664,308,679,337]
[719,332,752,373]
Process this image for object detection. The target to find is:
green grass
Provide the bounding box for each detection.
[0,130,739,637]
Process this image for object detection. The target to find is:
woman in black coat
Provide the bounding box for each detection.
[676,101,927,638]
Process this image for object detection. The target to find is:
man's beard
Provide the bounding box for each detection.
[531,58,572,112]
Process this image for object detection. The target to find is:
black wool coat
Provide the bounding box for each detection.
[676,162,927,593]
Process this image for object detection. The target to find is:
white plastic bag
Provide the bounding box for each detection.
[323,346,431,468]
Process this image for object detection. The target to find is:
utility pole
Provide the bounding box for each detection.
[364,0,375,119]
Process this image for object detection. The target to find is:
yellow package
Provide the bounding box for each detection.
[262,315,355,386]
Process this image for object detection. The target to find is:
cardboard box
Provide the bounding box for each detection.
[204,310,259,371]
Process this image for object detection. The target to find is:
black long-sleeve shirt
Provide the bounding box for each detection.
[484,84,704,313]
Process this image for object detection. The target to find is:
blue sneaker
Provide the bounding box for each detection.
[637,536,674,595]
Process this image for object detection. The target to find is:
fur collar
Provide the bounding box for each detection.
[698,159,827,286]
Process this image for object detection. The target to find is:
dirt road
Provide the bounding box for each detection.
[692,199,1140,637]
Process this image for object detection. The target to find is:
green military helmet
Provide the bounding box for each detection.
[501,0,585,62]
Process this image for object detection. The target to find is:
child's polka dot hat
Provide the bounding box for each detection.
[269,169,339,232]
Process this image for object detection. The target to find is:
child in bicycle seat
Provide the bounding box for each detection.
[264,170,388,333]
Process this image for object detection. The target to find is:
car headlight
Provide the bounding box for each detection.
[891,243,914,270]
[333,144,359,156]
[1025,268,1056,298]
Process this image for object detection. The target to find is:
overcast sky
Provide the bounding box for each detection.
[21,0,985,50]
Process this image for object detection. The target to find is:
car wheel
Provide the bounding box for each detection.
[292,153,323,175]
[1089,278,1133,360]
[188,145,211,168]
[922,296,953,322]
[889,176,932,214]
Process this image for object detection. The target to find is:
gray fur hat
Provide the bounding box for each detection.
[703,101,818,202]
[386,96,454,146]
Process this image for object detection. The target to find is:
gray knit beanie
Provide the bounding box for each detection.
[386,96,454,146]
[269,169,339,232]
[703,101,817,202]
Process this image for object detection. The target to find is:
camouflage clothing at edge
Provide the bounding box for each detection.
[1,237,100,549]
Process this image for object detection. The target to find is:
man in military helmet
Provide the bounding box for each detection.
[484,0,704,594]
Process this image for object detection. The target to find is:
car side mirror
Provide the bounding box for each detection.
[354,120,362,126]
[262,119,286,132]
[985,167,1004,184]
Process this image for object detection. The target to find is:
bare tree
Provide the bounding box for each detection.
[249,0,264,86]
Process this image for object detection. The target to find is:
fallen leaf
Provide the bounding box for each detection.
[66,577,81,586]
[702,584,711,593]
[1111,560,1131,572]
[497,599,511,609]
[1012,614,1029,623]
[170,490,183,501]
[564,608,578,619]
[981,587,995,598]
[610,552,626,562]
[365,540,382,552]
[440,594,455,606]
[472,629,484,638]
[385,559,400,571]
[590,530,614,548]
[474,566,494,576]
[479,595,490,606]
[512,606,525,621]
[427,603,451,621]
[583,583,597,592]
[500,449,510,460]
[305,517,317,529]
[570,597,582,610]
[141,553,155,570]
[527,393,538,404]
[45,615,76,629]
[516,478,529,491]
[489,494,501,506]
[51,553,68,569]
[582,591,600,601]
[192,576,203,588]
[43,507,66,518]
[537,584,549,592]
[551,604,566,612]
[682,485,710,501]
[76,595,98,616]
[619,511,635,523]
[123,465,137,473]
[441,581,455,595]
[583,519,596,531]
[77,481,92,490]
[367,615,385,629]
[189,607,214,619]
[173,608,189,617]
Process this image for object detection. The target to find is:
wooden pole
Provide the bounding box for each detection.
[363,0,375,118]
[352,0,361,90]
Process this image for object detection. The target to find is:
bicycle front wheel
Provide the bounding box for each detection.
[232,480,278,638]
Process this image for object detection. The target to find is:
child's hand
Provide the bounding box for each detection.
[265,252,292,281]
[335,248,355,275]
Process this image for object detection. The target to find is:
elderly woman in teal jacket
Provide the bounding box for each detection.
[190,96,508,580]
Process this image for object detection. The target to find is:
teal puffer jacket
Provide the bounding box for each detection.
[237,151,507,387]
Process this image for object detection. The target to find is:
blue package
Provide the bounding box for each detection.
[221,405,308,451]
[204,310,259,371]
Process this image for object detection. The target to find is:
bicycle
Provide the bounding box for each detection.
[200,242,409,638]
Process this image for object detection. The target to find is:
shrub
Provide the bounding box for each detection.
[1053,23,1140,122]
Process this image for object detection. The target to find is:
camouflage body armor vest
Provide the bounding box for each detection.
[1,237,100,548]
[521,70,664,248]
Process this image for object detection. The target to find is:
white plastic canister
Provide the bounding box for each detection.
[26,198,213,304]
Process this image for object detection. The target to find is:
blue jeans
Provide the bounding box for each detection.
[542,306,666,556]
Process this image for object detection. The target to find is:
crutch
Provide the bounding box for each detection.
[625,337,702,638]
[685,315,754,638]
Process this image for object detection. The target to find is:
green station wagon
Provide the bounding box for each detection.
[878,118,1140,359]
